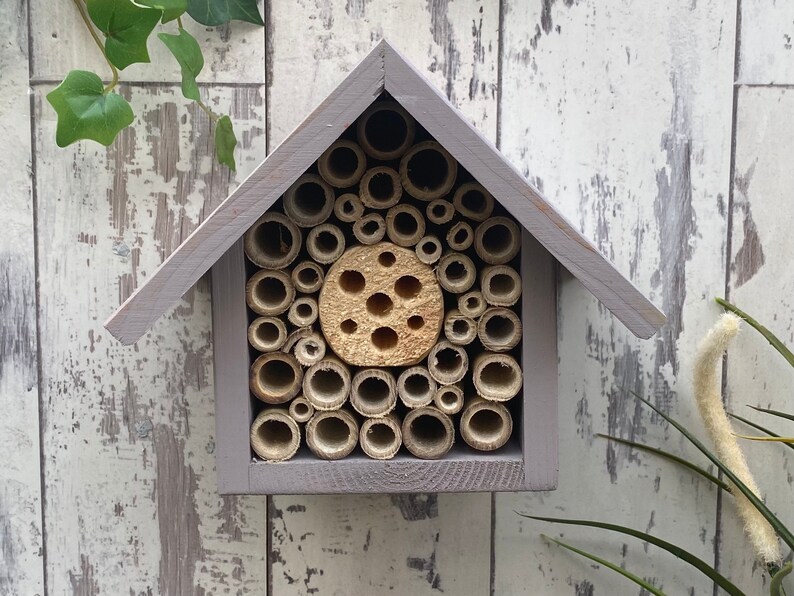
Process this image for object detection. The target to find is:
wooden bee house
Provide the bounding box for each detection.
[105,40,665,495]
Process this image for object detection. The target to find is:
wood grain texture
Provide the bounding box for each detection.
[737,0,794,85]
[0,1,45,594]
[493,0,735,593]
[33,84,268,594]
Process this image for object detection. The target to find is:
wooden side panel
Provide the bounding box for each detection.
[267,1,498,593]
[737,0,794,84]
[721,86,794,593]
[494,0,734,593]
[0,1,45,593]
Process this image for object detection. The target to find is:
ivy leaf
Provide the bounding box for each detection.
[137,0,187,23]
[158,30,204,101]
[215,116,237,171]
[187,0,264,26]
[87,0,162,70]
[46,70,134,147]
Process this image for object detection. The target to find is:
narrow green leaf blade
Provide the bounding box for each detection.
[214,115,237,171]
[523,516,745,596]
[716,298,794,368]
[87,0,162,70]
[749,405,794,424]
[771,562,792,596]
[138,0,187,23]
[158,30,204,101]
[735,434,794,443]
[46,70,134,147]
[729,412,794,452]
[186,0,264,25]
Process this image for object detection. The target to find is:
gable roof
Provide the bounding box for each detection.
[105,40,665,345]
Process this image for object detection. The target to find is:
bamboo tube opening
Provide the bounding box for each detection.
[302,359,351,411]
[248,316,287,352]
[288,396,314,423]
[250,352,303,404]
[294,333,326,367]
[288,296,319,327]
[244,212,302,269]
[415,235,442,265]
[283,173,335,227]
[399,141,457,201]
[446,221,474,251]
[246,269,295,316]
[334,193,365,223]
[353,213,386,245]
[458,290,486,319]
[427,340,468,385]
[359,167,402,209]
[351,368,397,417]
[281,326,312,353]
[478,307,522,352]
[360,415,402,460]
[397,366,436,408]
[356,101,416,160]
[436,252,476,294]
[453,182,494,222]
[474,217,521,264]
[426,199,454,224]
[433,384,464,415]
[250,409,301,462]
[291,261,324,294]
[481,265,522,307]
[318,140,367,188]
[460,398,513,451]
[307,223,346,265]
[386,204,425,247]
[444,309,477,345]
[472,353,522,401]
[402,407,454,459]
[306,409,359,460]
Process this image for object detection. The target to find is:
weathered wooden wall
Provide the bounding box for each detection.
[2,0,792,594]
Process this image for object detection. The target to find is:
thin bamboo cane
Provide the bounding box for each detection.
[291,260,325,294]
[246,269,295,316]
[359,166,402,209]
[250,352,303,404]
[352,213,386,245]
[288,396,314,423]
[452,182,494,222]
[250,408,301,462]
[294,333,326,367]
[436,252,476,294]
[247,316,287,352]
[402,407,455,459]
[385,203,425,247]
[306,409,359,460]
[443,309,477,346]
[427,340,469,385]
[360,414,402,460]
[318,139,367,188]
[283,173,335,227]
[472,353,523,401]
[302,357,351,411]
[458,289,487,319]
[433,384,464,415]
[397,366,437,408]
[459,397,513,451]
[478,307,522,352]
[480,265,522,307]
[474,216,521,264]
[446,221,474,251]
[288,296,319,327]
[399,141,457,201]
[306,223,346,264]
[415,235,442,265]
[426,199,454,224]
[334,193,364,223]
[244,212,302,268]
[350,368,398,417]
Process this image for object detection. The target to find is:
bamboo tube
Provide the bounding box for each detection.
[474,216,521,264]
[250,408,301,462]
[302,358,351,411]
[397,366,437,408]
[433,384,464,415]
[288,396,314,423]
[436,252,476,294]
[443,309,477,346]
[244,212,302,269]
[446,221,474,251]
[385,204,425,248]
[452,182,494,222]
[334,193,364,223]
[472,353,523,401]
[283,173,335,227]
[350,368,397,417]
[246,269,295,316]
[426,199,454,225]
[291,261,325,294]
[402,407,454,459]
[458,290,486,319]
[480,265,522,307]
[460,397,513,451]
[352,213,386,245]
[247,316,287,352]
[288,296,319,327]
[306,223,346,264]
[360,414,402,460]
[281,326,312,353]
[306,409,359,460]
[427,340,468,385]
[415,235,442,265]
[356,101,416,160]
[399,141,457,201]
[478,307,522,352]
[359,166,402,209]
[318,139,367,188]
[294,333,326,367]
[250,352,303,404]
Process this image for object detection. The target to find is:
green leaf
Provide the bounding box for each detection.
[541,534,667,596]
[87,0,162,70]
[46,70,134,147]
[716,298,794,368]
[730,412,794,452]
[598,434,730,491]
[749,405,794,424]
[523,515,746,596]
[771,562,792,596]
[734,434,794,443]
[187,0,264,26]
[158,30,204,101]
[138,0,187,23]
[214,115,237,171]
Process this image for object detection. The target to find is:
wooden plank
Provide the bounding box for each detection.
[268,1,497,593]
[0,1,45,593]
[33,84,268,594]
[493,0,735,593]
[721,86,794,593]
[737,0,794,84]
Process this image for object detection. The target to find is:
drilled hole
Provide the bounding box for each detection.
[365,109,408,153]
[394,275,421,299]
[366,292,394,317]
[339,270,365,294]
[257,419,293,447]
[407,315,424,330]
[407,149,448,191]
[328,146,358,178]
[340,319,358,334]
[371,327,398,351]
[378,251,396,267]
[469,409,503,441]
[259,359,295,392]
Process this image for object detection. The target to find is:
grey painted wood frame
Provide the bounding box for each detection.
[211,232,558,494]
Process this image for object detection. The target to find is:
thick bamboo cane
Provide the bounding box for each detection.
[294,333,326,367]
[446,221,474,251]
[426,199,454,225]
[452,182,494,222]
[359,166,402,209]
[306,409,359,460]
[427,340,469,385]
[244,212,302,269]
[291,260,325,294]
[478,307,522,352]
[350,368,397,417]
[288,396,314,424]
[356,101,416,160]
[433,384,464,415]
[480,265,522,307]
[334,193,364,223]
[402,407,455,459]
[306,223,346,264]
[352,213,386,245]
[385,204,425,247]
[458,289,487,319]
[474,216,521,264]
[443,309,477,346]
[247,316,287,352]
[250,352,303,404]
[415,235,442,265]
[283,173,335,227]
[246,269,295,316]
[250,408,301,462]
[360,414,402,460]
[397,366,437,408]
[436,252,476,294]
[302,357,351,411]
[459,397,513,451]
[288,296,319,327]
[318,139,367,188]
[399,141,457,201]
[472,353,523,401]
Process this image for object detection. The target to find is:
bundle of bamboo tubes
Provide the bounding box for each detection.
[245,98,524,463]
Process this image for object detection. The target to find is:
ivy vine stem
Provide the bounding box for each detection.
[71,0,119,93]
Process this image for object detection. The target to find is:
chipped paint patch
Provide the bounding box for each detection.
[391,494,439,521]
